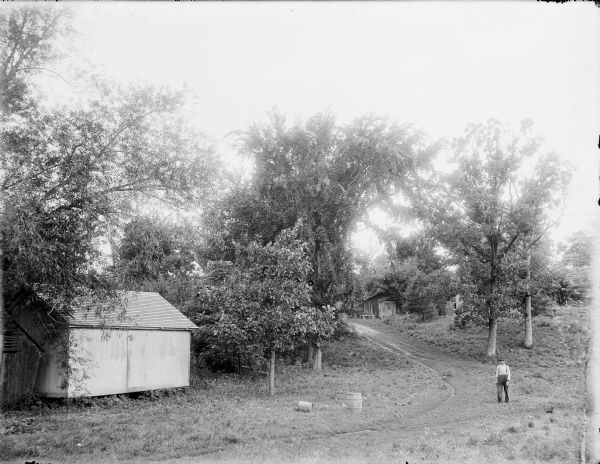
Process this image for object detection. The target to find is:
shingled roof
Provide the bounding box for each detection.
[70,291,198,331]
[364,290,393,301]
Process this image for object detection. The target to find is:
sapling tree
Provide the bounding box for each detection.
[203,225,338,395]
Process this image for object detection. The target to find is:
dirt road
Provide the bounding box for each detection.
[347,322,538,434]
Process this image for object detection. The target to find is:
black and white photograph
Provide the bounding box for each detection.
[0,2,598,463]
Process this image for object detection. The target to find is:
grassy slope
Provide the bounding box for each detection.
[357,304,589,463]
[0,334,444,462]
[370,305,588,403]
[1,305,588,463]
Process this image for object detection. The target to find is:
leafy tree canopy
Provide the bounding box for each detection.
[559,230,593,269]
[0,6,73,115]
[116,216,201,284]
[412,119,571,355]
[203,111,438,309]
[1,7,220,320]
[197,224,336,390]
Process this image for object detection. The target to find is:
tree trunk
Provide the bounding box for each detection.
[487,243,498,357]
[0,227,4,411]
[486,318,498,357]
[307,343,314,368]
[313,345,322,371]
[524,246,533,349]
[269,349,275,397]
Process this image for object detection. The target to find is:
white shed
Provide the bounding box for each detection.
[35,291,198,398]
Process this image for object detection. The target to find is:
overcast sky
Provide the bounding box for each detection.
[61,2,599,250]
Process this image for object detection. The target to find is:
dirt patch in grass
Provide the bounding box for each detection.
[0,334,444,462]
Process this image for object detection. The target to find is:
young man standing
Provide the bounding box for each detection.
[496,358,511,403]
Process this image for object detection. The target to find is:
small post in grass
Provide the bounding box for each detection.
[297,401,312,412]
[269,349,276,397]
[346,392,362,413]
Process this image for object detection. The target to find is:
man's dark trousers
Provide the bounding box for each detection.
[497,374,509,403]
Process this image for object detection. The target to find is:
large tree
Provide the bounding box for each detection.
[0,6,72,114]
[416,119,561,357]
[0,6,220,406]
[205,112,436,306]
[1,6,73,405]
[201,112,436,365]
[2,85,218,314]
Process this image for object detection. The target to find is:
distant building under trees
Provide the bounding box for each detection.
[362,291,397,319]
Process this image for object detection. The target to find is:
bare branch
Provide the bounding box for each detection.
[18,66,81,87]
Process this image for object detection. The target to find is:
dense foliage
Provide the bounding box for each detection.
[1,8,218,318]
[552,231,593,304]
[195,225,336,394]
[410,119,572,355]
[203,112,437,309]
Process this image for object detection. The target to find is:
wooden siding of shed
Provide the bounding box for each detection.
[35,343,67,398]
[1,321,43,406]
[378,299,396,317]
[36,328,191,397]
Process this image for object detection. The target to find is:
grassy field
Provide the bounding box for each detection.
[0,333,445,462]
[0,305,589,463]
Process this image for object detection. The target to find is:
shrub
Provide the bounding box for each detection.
[333,319,358,339]
[536,317,552,327]
[482,432,504,446]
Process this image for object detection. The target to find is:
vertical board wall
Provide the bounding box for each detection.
[1,322,42,405]
[36,328,191,397]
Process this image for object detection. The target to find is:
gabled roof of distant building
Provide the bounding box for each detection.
[70,291,198,331]
[364,290,394,302]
